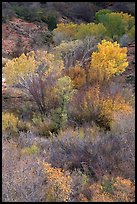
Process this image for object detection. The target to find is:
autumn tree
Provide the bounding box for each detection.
[4,51,64,115]
[88,40,128,85]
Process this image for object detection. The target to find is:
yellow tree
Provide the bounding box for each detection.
[88,40,128,85]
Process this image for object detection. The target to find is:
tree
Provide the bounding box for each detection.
[88,40,128,85]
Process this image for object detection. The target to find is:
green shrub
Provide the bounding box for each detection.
[37,10,57,31]
[96,11,135,41]
[13,6,37,22]
[21,144,39,155]
[95,9,112,22]
[75,23,107,40]
[52,76,74,132]
[127,26,135,42]
[45,14,57,31]
[32,114,54,137]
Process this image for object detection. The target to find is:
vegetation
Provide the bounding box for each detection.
[2,2,135,202]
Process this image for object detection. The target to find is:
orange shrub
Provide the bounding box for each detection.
[66,65,86,88]
[69,85,132,130]
[90,176,135,202]
[42,162,72,202]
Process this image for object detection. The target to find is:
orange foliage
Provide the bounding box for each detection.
[42,162,72,202]
[90,176,135,202]
[66,65,86,88]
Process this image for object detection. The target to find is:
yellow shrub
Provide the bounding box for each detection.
[117,12,135,31]
[88,40,128,84]
[4,51,36,85]
[4,50,64,85]
[75,23,107,40]
[42,162,72,202]
[54,22,78,39]
[2,112,19,133]
[81,86,132,129]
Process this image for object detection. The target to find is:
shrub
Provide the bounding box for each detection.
[2,112,20,137]
[4,51,37,85]
[96,11,135,41]
[52,76,74,132]
[45,14,57,31]
[13,5,37,22]
[118,12,135,31]
[2,141,46,202]
[71,170,91,202]
[90,176,135,202]
[53,22,106,43]
[75,23,107,40]
[66,65,86,89]
[88,40,128,85]
[127,25,135,42]
[32,114,54,136]
[17,120,31,132]
[69,85,132,130]
[95,9,112,22]
[53,23,78,43]
[119,34,131,47]
[4,51,64,115]
[42,162,72,202]
[21,144,40,155]
[54,37,98,68]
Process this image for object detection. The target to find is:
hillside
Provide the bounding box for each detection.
[2,2,135,203]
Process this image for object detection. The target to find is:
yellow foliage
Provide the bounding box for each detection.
[42,162,72,202]
[54,22,106,40]
[116,12,135,31]
[2,112,19,133]
[4,51,64,85]
[82,86,132,129]
[66,66,86,88]
[4,51,36,85]
[89,40,128,84]
[54,22,78,39]
[75,23,107,39]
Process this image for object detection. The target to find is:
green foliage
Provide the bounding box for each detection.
[52,76,74,132]
[21,145,39,155]
[55,76,74,102]
[127,26,135,41]
[13,5,57,30]
[75,23,107,40]
[54,22,106,43]
[37,10,57,31]
[45,14,57,31]
[51,107,68,133]
[99,13,125,40]
[95,9,112,22]
[96,10,135,41]
[32,113,54,137]
[101,176,116,194]
[13,5,37,22]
